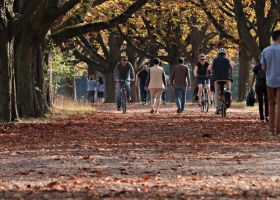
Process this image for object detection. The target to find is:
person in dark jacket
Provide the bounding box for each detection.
[250,53,269,123]
[137,65,148,105]
[210,48,233,114]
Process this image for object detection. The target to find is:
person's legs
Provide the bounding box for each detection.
[206,84,212,101]
[174,85,181,108]
[255,87,264,121]
[264,88,269,119]
[276,88,280,133]
[143,89,147,104]
[124,80,131,98]
[267,85,276,132]
[88,91,93,103]
[197,84,203,104]
[116,81,123,107]
[181,86,187,112]
[214,81,220,108]
[161,91,166,104]
[92,91,95,103]
[155,89,163,111]
[140,86,144,103]
[149,89,156,111]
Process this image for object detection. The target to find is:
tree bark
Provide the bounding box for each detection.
[104,71,116,103]
[237,42,252,102]
[0,31,16,121]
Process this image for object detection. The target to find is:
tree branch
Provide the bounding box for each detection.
[50,0,149,42]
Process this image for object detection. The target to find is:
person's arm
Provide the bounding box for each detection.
[128,62,135,81]
[193,65,198,77]
[136,77,140,87]
[262,64,267,72]
[114,63,119,81]
[250,72,256,90]
[186,66,191,91]
[162,70,167,88]
[171,66,175,89]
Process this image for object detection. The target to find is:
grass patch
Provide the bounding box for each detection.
[18,98,96,123]
[231,101,259,110]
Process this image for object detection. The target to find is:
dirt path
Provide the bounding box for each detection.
[0,103,279,199]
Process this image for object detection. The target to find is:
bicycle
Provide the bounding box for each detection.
[117,80,130,114]
[217,81,227,117]
[197,75,209,112]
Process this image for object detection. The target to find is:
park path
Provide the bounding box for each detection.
[0,103,280,199]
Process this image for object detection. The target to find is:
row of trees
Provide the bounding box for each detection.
[1,0,280,122]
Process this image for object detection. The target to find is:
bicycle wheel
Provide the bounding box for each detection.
[201,102,204,112]
[205,88,209,112]
[121,91,127,114]
[221,104,226,117]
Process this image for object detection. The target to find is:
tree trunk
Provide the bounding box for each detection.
[130,81,137,103]
[44,50,53,107]
[0,31,17,121]
[65,65,76,101]
[104,71,116,103]
[169,60,178,103]
[237,42,252,102]
[190,62,197,103]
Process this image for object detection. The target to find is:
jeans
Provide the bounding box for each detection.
[116,78,130,107]
[174,85,187,112]
[88,91,95,103]
[267,86,280,133]
[162,91,166,102]
[255,86,268,120]
[140,85,147,103]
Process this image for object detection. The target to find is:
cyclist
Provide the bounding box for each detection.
[114,55,135,111]
[210,48,233,114]
[193,54,213,106]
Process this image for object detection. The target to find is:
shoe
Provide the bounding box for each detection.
[177,107,181,113]
[127,96,131,100]
[163,102,166,105]
[260,120,264,123]
[154,111,159,114]
[150,108,154,113]
[144,103,147,106]
[265,117,269,122]
[268,130,275,135]
[275,133,280,136]
[215,108,219,114]
[117,106,121,111]
[198,102,202,106]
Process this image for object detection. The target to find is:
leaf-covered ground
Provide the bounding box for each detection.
[0,103,280,199]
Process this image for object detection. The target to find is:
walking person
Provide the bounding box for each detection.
[193,54,213,107]
[250,53,269,123]
[87,75,96,104]
[171,57,191,113]
[262,30,280,135]
[114,55,135,111]
[144,58,167,114]
[137,65,148,105]
[161,74,169,105]
[97,77,105,103]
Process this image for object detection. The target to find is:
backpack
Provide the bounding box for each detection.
[246,90,256,106]
[256,67,266,89]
